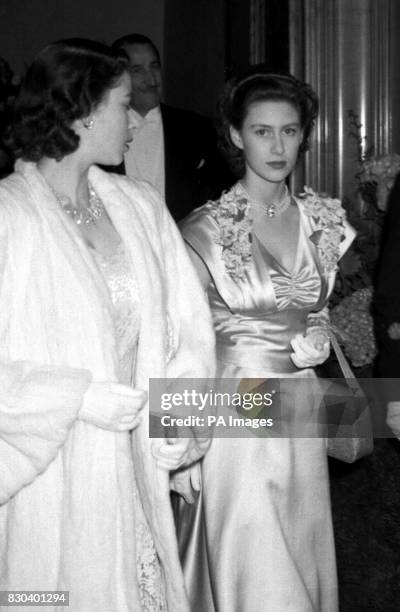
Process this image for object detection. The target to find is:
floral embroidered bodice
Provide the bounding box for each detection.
[92,242,166,611]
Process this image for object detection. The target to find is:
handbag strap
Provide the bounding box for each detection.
[330,332,363,394]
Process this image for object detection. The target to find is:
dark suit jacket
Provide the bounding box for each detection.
[373,173,400,379]
[102,103,233,222]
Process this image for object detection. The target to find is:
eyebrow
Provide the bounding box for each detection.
[250,122,301,128]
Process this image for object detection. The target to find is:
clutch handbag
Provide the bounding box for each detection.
[326,333,374,463]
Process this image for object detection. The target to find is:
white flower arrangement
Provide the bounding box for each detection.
[298,187,346,273]
[359,154,400,211]
[208,184,252,280]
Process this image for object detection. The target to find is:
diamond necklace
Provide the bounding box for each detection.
[53,183,105,226]
[238,183,291,218]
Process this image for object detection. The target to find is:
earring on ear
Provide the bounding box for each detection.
[83,118,94,130]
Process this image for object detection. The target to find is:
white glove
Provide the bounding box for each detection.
[305,326,330,350]
[387,401,400,439]
[170,463,202,504]
[79,381,147,432]
[151,437,210,471]
[290,331,330,369]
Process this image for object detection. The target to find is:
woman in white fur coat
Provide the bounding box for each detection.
[0,39,215,611]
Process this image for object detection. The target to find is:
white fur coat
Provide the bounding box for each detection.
[0,162,215,611]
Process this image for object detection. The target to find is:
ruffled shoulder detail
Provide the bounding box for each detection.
[295,187,351,273]
[179,188,250,308]
[180,184,253,280]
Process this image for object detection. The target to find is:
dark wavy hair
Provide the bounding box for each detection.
[6,38,128,161]
[112,33,160,63]
[218,71,319,177]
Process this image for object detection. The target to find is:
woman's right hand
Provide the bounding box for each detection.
[290,332,330,368]
[79,382,147,432]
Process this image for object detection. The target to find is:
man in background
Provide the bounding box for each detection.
[108,33,232,221]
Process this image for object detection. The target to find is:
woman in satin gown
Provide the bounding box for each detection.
[177,73,355,611]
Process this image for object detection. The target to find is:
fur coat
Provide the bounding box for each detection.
[0,161,215,611]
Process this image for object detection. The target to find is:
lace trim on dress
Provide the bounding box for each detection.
[91,241,167,611]
[136,520,167,611]
[132,468,167,611]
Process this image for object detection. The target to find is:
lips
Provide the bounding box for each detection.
[267,161,287,169]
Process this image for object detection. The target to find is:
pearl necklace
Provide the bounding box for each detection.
[54,183,105,226]
[238,183,291,218]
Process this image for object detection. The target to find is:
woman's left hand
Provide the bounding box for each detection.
[151,437,210,471]
[170,463,202,504]
[290,332,330,368]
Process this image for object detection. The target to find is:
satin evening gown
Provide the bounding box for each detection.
[93,243,167,612]
[177,185,338,612]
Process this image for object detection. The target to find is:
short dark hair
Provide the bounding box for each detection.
[112,33,160,63]
[7,38,128,161]
[218,71,319,177]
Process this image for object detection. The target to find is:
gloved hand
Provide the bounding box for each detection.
[290,330,330,369]
[79,381,147,432]
[170,463,202,504]
[305,325,330,350]
[151,437,210,471]
[387,401,400,439]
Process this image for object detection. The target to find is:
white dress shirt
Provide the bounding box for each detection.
[124,106,165,197]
